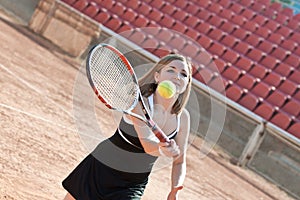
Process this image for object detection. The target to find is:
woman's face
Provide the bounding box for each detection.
[155,59,190,94]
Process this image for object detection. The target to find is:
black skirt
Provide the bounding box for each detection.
[62,131,157,200]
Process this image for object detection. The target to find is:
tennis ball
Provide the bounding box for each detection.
[157,80,176,99]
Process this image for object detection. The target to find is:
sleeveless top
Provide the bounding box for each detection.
[117,94,180,152]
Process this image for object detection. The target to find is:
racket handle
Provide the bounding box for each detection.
[151,123,170,143]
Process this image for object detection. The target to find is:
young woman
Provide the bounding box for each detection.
[62,53,193,200]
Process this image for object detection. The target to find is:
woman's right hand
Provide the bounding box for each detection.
[158,139,180,157]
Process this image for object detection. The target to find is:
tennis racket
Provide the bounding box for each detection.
[86,43,170,143]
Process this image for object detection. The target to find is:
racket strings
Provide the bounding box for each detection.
[89,47,138,110]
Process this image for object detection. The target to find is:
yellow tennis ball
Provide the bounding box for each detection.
[157,80,176,99]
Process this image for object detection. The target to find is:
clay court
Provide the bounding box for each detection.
[0,9,295,200]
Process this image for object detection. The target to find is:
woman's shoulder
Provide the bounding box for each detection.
[180,108,190,121]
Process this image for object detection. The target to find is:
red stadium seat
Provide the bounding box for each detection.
[181,41,200,58]
[248,63,270,79]
[287,121,300,139]
[262,7,277,19]
[194,51,213,66]
[105,15,123,32]
[208,42,226,57]
[231,28,250,40]
[242,21,259,32]
[221,49,240,64]
[136,2,152,16]
[122,8,138,22]
[155,28,174,43]
[280,39,298,52]
[184,15,201,28]
[83,2,99,18]
[287,19,300,30]
[270,111,293,130]
[196,9,214,21]
[207,2,223,15]
[254,101,277,120]
[185,27,201,40]
[168,34,186,50]
[271,47,290,60]
[225,84,247,102]
[123,0,140,9]
[294,47,300,57]
[94,8,110,24]
[229,3,244,14]
[132,15,149,27]
[197,35,213,49]
[250,2,266,13]
[219,21,238,34]
[257,40,276,54]
[148,8,163,21]
[245,34,263,47]
[218,0,232,8]
[282,99,300,117]
[172,9,188,21]
[193,68,216,84]
[235,56,255,72]
[195,0,211,8]
[150,0,165,9]
[172,21,188,34]
[274,63,294,77]
[73,0,89,11]
[220,34,239,48]
[209,76,232,94]
[251,14,268,26]
[275,13,290,25]
[212,58,229,73]
[238,92,261,111]
[233,41,253,55]
[278,79,299,96]
[218,8,235,21]
[141,36,160,51]
[128,30,147,45]
[95,0,114,9]
[270,1,282,11]
[284,54,300,69]
[117,22,134,35]
[161,2,177,15]
[289,32,300,43]
[208,28,226,41]
[236,74,258,90]
[239,0,254,7]
[262,72,285,87]
[241,8,256,20]
[185,2,202,15]
[251,82,275,98]
[259,55,280,70]
[254,27,271,38]
[222,65,244,82]
[231,15,247,26]
[195,22,213,35]
[263,20,280,32]
[266,90,289,108]
[110,2,126,15]
[281,7,294,17]
[174,0,188,9]
[61,0,76,5]
[246,48,266,63]
[288,70,300,84]
[267,33,284,45]
[159,14,175,28]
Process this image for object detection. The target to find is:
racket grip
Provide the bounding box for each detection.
[151,123,170,143]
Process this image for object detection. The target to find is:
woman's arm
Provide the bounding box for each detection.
[168,109,190,199]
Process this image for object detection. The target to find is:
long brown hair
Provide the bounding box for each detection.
[138,54,193,115]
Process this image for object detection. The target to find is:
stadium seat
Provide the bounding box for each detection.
[251,82,275,98]
[184,15,202,28]
[257,40,276,54]
[284,53,300,69]
[208,42,226,57]
[274,13,290,25]
[231,15,247,26]
[235,56,255,72]
[250,2,266,13]
[287,19,300,30]
[72,0,89,11]
[251,14,268,26]
[281,6,294,17]
[141,36,160,51]
[242,21,259,32]
[209,76,233,94]
[117,22,134,35]
[208,28,226,41]
[233,41,253,55]
[280,39,298,52]
[254,27,271,38]
[218,8,235,21]
[181,41,200,58]
[219,21,238,34]
[266,89,289,108]
[161,2,177,15]
[148,8,163,21]
[236,74,258,90]
[172,21,188,34]
[239,0,254,7]
[94,8,111,24]
[218,0,232,8]
[132,15,149,27]
[220,34,239,48]
[61,0,76,5]
[185,27,201,40]
[123,0,140,9]
[196,9,214,21]
[185,2,202,15]
[254,101,277,120]
[262,7,277,19]
[289,32,300,44]
[194,51,213,66]
[212,58,229,73]
[278,79,299,96]
[241,8,256,20]
[174,0,188,9]
[136,2,152,16]
[274,62,294,77]
[195,0,211,9]
[150,0,165,9]
[287,120,300,139]
[222,65,244,82]
[221,49,240,64]
[128,29,147,45]
[270,1,282,11]
[159,14,175,28]
[110,2,126,15]
[229,3,244,14]
[83,2,99,18]
[263,71,284,87]
[193,68,217,84]
[270,111,293,130]
[245,34,263,47]
[231,28,250,40]
[267,33,284,45]
[172,9,188,21]
[271,47,290,60]
[207,2,223,15]
[238,92,261,111]
[208,15,226,28]
[155,27,173,43]
[225,84,247,102]
[168,34,186,50]
[282,99,300,117]
[122,8,138,22]
[263,20,281,32]
[195,22,213,35]
[288,70,300,84]
[259,55,280,70]
[95,0,114,9]
[246,48,266,63]
[294,47,300,57]
[197,34,213,49]
[105,15,123,32]
[248,63,270,79]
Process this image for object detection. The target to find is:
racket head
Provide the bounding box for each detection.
[86,43,139,112]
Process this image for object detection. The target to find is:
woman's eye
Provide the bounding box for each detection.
[181,73,187,77]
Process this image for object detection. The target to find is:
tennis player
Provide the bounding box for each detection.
[63,53,193,200]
